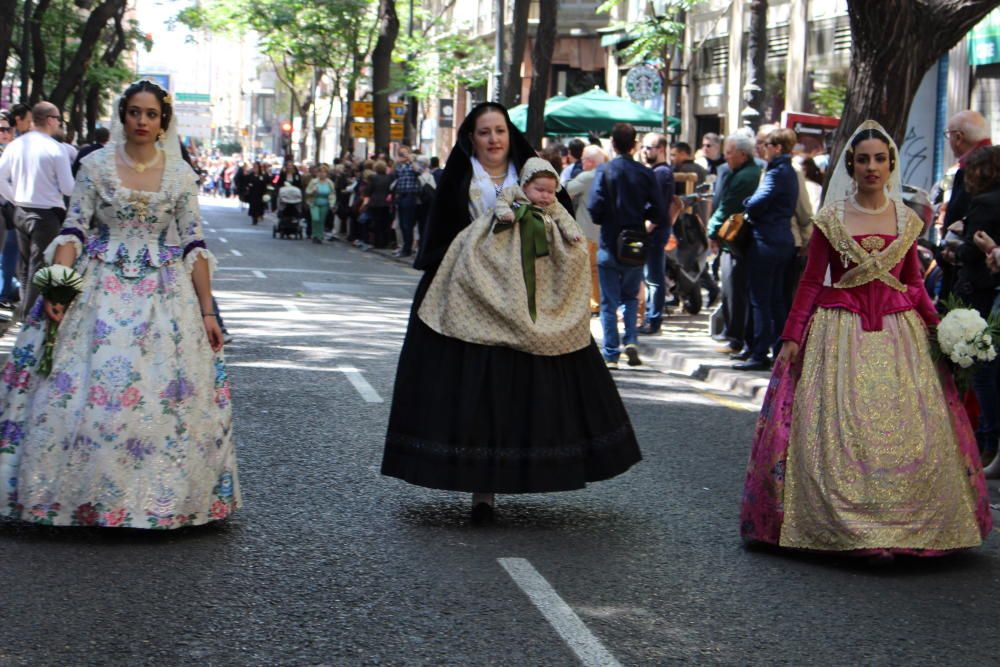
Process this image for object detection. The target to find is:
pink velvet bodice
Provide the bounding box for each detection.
[781,233,939,344]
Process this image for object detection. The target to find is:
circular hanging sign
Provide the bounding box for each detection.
[625,65,662,102]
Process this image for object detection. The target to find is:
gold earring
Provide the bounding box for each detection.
[157,129,165,141]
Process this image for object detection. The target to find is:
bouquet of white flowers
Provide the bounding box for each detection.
[32,264,84,377]
[930,295,1000,392]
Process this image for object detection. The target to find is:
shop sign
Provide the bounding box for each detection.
[625,65,662,102]
[969,8,1000,66]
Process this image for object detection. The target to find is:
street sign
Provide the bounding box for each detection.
[351,121,374,138]
[439,98,454,128]
[351,121,404,140]
[390,103,406,120]
[351,101,373,117]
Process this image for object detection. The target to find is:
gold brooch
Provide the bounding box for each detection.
[860,235,886,254]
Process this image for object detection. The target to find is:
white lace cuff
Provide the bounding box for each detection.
[183,246,218,275]
[43,233,84,266]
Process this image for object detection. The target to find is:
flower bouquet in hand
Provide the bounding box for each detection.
[32,265,84,377]
[930,294,1000,393]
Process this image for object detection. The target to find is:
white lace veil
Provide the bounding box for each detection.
[825,119,902,205]
[107,79,182,166]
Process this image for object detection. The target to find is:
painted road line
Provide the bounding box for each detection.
[700,390,759,413]
[283,302,302,315]
[336,366,383,403]
[252,270,266,279]
[218,237,229,244]
[498,558,622,667]
[230,249,243,257]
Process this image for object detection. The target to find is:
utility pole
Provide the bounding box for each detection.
[494,0,504,102]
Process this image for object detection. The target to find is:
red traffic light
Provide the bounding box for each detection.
[280,121,293,134]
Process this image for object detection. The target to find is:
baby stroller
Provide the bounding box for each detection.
[273,185,304,240]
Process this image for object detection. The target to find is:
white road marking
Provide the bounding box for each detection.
[252,270,266,279]
[335,366,383,403]
[230,249,243,256]
[498,558,622,667]
[283,302,302,315]
[218,237,229,244]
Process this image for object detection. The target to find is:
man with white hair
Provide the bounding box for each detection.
[566,144,606,315]
[706,133,762,359]
[943,110,991,231]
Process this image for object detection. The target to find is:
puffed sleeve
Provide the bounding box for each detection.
[901,243,940,326]
[43,156,96,265]
[176,168,217,275]
[780,229,833,344]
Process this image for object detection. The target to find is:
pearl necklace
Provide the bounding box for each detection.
[118,144,163,174]
[849,194,891,215]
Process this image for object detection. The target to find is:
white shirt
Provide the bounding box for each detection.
[0,130,75,209]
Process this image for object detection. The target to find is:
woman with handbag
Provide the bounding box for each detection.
[382,103,641,523]
[732,128,799,371]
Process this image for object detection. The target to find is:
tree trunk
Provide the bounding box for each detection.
[29,0,51,103]
[525,0,557,149]
[372,0,399,154]
[49,0,126,109]
[0,0,18,88]
[742,0,767,130]
[831,0,999,174]
[502,0,530,108]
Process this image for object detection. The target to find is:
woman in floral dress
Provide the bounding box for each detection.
[0,79,240,528]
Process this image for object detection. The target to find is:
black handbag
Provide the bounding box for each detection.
[604,166,648,266]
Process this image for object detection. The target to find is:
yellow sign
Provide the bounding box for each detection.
[390,103,407,120]
[351,101,373,117]
[351,121,405,141]
[351,121,374,138]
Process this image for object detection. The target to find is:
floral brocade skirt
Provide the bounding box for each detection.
[741,308,991,554]
[0,257,240,528]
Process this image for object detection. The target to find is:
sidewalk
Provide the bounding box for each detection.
[589,310,773,404]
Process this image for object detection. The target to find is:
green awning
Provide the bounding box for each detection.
[508,95,567,133]
[545,88,680,135]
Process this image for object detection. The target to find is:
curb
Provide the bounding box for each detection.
[644,344,770,404]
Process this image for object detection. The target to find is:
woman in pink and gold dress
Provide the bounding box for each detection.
[740,120,992,558]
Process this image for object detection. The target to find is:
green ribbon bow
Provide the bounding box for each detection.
[494,203,549,321]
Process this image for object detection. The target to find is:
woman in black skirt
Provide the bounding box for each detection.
[381,102,641,522]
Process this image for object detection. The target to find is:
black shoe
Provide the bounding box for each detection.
[470,502,495,525]
[732,359,770,371]
[637,322,661,335]
[729,350,752,361]
[624,343,642,366]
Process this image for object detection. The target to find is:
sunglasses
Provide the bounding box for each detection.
[0,127,10,133]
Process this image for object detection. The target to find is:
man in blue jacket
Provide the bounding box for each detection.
[589,123,670,368]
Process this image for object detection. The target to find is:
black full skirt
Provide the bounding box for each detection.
[382,276,641,494]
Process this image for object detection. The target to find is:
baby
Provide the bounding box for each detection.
[494,157,582,244]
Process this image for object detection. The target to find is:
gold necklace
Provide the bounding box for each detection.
[118,144,162,174]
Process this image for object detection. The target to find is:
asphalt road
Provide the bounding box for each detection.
[1,197,998,666]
